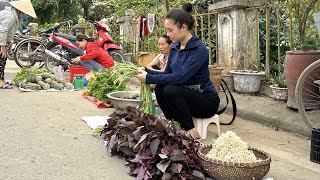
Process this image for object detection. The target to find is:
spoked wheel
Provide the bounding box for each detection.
[8,51,14,60]
[14,38,46,68]
[295,59,320,129]
[108,50,124,63]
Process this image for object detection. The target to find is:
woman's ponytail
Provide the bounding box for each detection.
[166,2,194,31]
[182,3,193,14]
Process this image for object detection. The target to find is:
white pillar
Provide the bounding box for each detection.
[209,0,264,70]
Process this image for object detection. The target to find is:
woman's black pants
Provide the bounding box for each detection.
[155,84,220,131]
[0,57,7,80]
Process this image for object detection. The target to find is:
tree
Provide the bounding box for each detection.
[32,0,58,24]
[289,0,320,49]
[78,0,93,19]
[32,0,93,23]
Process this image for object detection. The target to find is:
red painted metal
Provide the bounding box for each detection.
[51,34,79,49]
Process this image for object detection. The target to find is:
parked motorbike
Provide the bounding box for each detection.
[8,28,30,60]
[44,20,124,72]
[43,21,83,72]
[13,27,54,68]
[91,20,124,62]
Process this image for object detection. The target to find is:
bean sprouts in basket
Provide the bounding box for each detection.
[205,131,260,163]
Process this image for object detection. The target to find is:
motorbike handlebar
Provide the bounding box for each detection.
[87,20,97,26]
[39,20,74,35]
[40,26,58,34]
[59,20,74,26]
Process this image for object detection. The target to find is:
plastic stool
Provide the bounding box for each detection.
[193,114,220,139]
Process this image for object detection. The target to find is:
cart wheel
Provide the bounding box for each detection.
[295,59,320,129]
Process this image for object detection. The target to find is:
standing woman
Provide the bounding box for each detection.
[0,0,37,88]
[136,5,220,139]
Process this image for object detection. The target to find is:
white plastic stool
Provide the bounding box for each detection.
[193,114,220,139]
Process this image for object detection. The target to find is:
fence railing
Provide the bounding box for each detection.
[103,1,320,78]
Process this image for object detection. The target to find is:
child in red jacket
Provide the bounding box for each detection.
[72,34,114,72]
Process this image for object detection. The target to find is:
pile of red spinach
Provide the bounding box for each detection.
[101,107,206,180]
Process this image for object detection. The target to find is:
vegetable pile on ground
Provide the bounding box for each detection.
[112,63,154,115]
[205,131,259,163]
[101,107,205,180]
[19,72,73,91]
[13,68,49,85]
[86,69,127,103]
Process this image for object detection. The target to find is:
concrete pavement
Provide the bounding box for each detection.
[1,60,320,179]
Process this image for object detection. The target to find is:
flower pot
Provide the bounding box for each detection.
[284,50,320,109]
[269,85,288,101]
[123,53,133,62]
[209,67,224,92]
[222,74,234,91]
[231,71,265,94]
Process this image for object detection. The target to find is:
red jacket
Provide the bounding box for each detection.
[80,42,114,68]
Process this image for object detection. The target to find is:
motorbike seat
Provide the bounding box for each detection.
[18,35,32,38]
[56,33,77,41]
[18,35,42,39]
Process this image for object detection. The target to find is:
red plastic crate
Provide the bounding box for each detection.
[69,65,89,82]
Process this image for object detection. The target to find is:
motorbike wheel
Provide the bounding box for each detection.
[8,52,14,60]
[44,46,69,72]
[108,50,124,63]
[14,39,46,68]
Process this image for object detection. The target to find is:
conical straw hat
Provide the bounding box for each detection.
[9,0,37,18]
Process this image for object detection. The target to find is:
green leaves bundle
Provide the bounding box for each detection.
[112,63,154,116]
[86,69,127,103]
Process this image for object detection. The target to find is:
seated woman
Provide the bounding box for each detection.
[135,6,220,139]
[146,34,172,72]
[72,34,114,72]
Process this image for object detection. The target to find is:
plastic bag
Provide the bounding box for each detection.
[52,65,65,80]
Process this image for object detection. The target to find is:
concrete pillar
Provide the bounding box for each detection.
[209,0,264,70]
[117,9,136,61]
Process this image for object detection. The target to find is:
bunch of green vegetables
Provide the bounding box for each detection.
[13,68,49,84]
[19,72,73,91]
[86,69,127,103]
[112,62,155,115]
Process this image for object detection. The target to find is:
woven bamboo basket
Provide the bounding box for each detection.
[197,144,271,180]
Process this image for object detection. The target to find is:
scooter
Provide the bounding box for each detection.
[91,20,124,62]
[44,20,124,72]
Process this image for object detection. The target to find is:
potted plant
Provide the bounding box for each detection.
[230,69,266,94]
[270,72,288,101]
[221,68,235,92]
[284,0,320,108]
[209,64,224,92]
[230,64,265,94]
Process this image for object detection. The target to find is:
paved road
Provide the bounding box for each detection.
[1,60,320,180]
[0,89,132,180]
